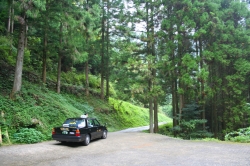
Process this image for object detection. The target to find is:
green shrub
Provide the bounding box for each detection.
[225,127,250,143]
[158,123,173,136]
[89,75,100,88]
[12,128,45,144]
[61,71,85,86]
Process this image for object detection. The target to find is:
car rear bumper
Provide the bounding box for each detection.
[52,134,86,142]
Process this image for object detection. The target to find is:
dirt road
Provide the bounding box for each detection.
[0,130,249,166]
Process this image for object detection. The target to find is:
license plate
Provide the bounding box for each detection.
[60,127,69,131]
[62,131,68,134]
[69,132,75,134]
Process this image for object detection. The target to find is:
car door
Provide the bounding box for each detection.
[92,119,103,138]
[87,119,98,139]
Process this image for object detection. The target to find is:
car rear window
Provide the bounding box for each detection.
[63,118,86,128]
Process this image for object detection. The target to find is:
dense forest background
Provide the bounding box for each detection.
[1,0,250,142]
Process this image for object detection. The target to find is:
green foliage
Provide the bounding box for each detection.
[108,98,149,130]
[158,122,213,140]
[173,103,213,140]
[225,127,250,143]
[0,35,16,65]
[108,98,171,131]
[174,119,213,140]
[59,71,116,97]
[15,0,46,17]
[158,123,174,136]
[12,128,45,144]
[61,71,85,86]
[23,49,32,69]
[89,75,100,88]
[161,105,172,118]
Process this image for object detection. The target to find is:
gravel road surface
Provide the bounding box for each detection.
[0,127,249,166]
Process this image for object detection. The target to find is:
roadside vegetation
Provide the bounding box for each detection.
[0,72,171,145]
[225,127,250,143]
[157,124,250,143]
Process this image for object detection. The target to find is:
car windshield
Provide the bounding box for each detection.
[63,118,86,128]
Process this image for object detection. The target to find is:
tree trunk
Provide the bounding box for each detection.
[177,23,183,122]
[146,0,154,133]
[11,7,14,33]
[57,23,63,94]
[7,1,11,33]
[0,111,3,144]
[7,0,14,56]
[153,97,158,133]
[100,0,105,100]
[85,60,89,96]
[150,0,157,133]
[10,15,26,99]
[42,30,47,83]
[199,38,206,130]
[213,92,218,138]
[57,54,62,93]
[105,0,110,100]
[7,0,14,33]
[42,1,49,84]
[210,62,218,138]
[8,0,14,57]
[172,76,178,137]
[149,97,154,133]
[0,124,2,145]
[179,93,184,120]
[105,66,109,100]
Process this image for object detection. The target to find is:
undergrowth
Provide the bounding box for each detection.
[225,127,250,143]
[0,75,170,144]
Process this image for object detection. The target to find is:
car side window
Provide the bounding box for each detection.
[93,119,100,126]
[77,119,86,128]
[87,119,93,127]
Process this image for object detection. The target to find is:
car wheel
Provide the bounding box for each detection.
[83,134,90,146]
[101,130,107,139]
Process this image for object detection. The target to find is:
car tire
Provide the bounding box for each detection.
[101,130,107,139]
[83,134,90,146]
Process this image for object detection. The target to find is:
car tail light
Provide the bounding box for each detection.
[75,129,80,136]
[52,128,55,135]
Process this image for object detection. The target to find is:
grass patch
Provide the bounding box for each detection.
[107,98,171,131]
[158,123,174,136]
[201,138,221,142]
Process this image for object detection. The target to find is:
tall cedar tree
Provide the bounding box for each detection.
[10,0,45,99]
